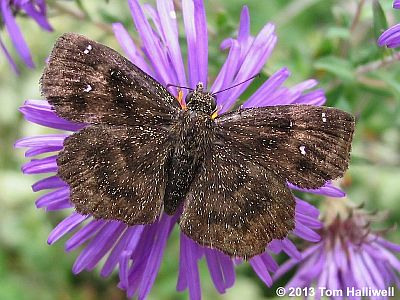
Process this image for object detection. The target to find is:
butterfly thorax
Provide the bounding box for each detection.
[185,82,217,115]
[164,109,215,215]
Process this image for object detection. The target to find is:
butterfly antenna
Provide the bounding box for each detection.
[212,74,260,95]
[166,83,193,91]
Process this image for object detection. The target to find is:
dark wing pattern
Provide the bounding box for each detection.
[215,105,355,189]
[180,141,295,258]
[41,33,180,126]
[57,125,172,225]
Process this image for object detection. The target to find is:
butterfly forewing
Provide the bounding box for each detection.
[215,105,355,189]
[42,33,179,225]
[41,33,180,126]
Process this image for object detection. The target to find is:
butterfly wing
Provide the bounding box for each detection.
[179,141,295,258]
[57,125,172,224]
[215,104,355,189]
[41,33,180,126]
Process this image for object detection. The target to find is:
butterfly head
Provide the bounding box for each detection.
[186,82,217,115]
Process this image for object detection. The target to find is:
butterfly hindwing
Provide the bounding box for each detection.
[57,125,172,224]
[215,104,355,189]
[41,33,180,126]
[179,141,295,258]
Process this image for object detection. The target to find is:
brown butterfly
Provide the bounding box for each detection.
[41,33,355,259]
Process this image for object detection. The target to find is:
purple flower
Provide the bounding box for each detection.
[378,1,400,48]
[0,0,52,73]
[16,0,346,299]
[273,200,400,300]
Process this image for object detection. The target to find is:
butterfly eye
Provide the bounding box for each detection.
[185,91,194,105]
[210,94,217,109]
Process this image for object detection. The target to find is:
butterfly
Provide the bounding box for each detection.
[41,33,355,259]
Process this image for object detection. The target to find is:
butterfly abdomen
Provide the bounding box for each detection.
[164,112,215,215]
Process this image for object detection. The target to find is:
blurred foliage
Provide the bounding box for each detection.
[0,0,399,299]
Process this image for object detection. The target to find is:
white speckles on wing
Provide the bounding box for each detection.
[322,112,327,123]
[299,145,306,155]
[84,84,92,92]
[83,44,92,54]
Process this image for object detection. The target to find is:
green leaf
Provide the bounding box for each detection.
[372,0,388,39]
[314,56,355,82]
[75,0,90,19]
[376,72,400,97]
[325,26,350,40]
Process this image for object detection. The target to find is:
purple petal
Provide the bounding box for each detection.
[354,249,378,291]
[395,0,400,9]
[289,181,345,198]
[237,6,250,46]
[218,252,236,288]
[291,79,318,94]
[119,251,132,291]
[293,221,321,242]
[347,246,368,288]
[315,261,329,298]
[138,215,175,299]
[128,0,172,85]
[182,0,197,87]
[65,219,105,252]
[32,176,66,192]
[47,213,87,244]
[361,251,386,290]
[375,237,400,252]
[15,134,67,148]
[295,89,326,105]
[22,155,57,174]
[332,237,347,272]
[288,251,324,289]
[112,23,151,73]
[193,0,208,87]
[180,234,201,300]
[177,234,188,291]
[125,224,160,297]
[273,243,322,281]
[24,146,63,157]
[378,23,400,48]
[0,37,19,74]
[72,221,126,273]
[243,68,291,108]
[101,226,144,277]
[35,187,70,209]
[218,23,277,112]
[20,100,84,131]
[249,256,273,286]
[156,0,187,86]
[1,1,34,67]
[295,198,320,218]
[368,243,400,271]
[295,211,322,229]
[143,4,164,43]
[211,40,241,95]
[205,249,226,293]
[267,239,282,254]
[20,2,52,31]
[259,252,278,272]
[281,238,302,260]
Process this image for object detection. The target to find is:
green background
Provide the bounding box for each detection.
[0,0,399,299]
